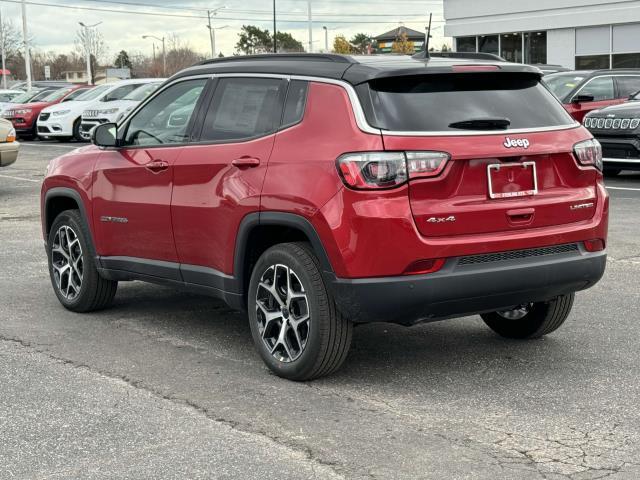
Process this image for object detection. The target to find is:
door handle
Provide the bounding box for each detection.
[146,160,169,173]
[232,156,261,168]
[506,208,535,224]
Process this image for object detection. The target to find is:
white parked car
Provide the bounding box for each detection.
[79,79,165,139]
[37,79,161,142]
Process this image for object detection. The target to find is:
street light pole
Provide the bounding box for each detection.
[323,26,328,53]
[21,0,31,91]
[206,6,226,58]
[142,35,165,76]
[273,0,277,53]
[0,7,7,89]
[307,0,312,53]
[79,21,102,85]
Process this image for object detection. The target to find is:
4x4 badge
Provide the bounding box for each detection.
[503,137,530,149]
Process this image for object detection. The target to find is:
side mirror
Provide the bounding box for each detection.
[572,94,595,104]
[91,123,118,148]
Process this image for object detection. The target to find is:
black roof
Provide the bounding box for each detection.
[176,53,542,86]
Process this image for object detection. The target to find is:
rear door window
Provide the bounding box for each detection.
[200,77,286,142]
[364,73,575,132]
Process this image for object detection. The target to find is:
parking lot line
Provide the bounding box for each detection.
[0,174,41,183]
[20,142,79,149]
[607,186,640,192]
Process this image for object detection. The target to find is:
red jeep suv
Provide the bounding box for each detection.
[41,54,608,380]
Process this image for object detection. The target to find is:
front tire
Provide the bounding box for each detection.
[481,293,574,339]
[72,118,84,142]
[47,210,117,312]
[248,242,352,381]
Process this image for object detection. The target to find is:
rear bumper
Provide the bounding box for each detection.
[329,245,606,325]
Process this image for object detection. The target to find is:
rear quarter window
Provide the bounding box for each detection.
[363,73,575,132]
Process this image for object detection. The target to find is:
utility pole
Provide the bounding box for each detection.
[21,0,31,91]
[322,26,328,53]
[0,7,7,89]
[152,42,156,63]
[273,0,277,53]
[425,12,433,54]
[307,0,312,53]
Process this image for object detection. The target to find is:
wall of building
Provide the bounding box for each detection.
[444,0,640,37]
[547,29,575,69]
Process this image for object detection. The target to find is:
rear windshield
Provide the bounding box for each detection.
[364,73,575,132]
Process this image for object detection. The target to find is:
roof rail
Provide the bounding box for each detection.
[415,51,506,62]
[197,53,354,66]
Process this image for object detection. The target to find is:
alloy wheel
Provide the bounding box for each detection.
[51,225,84,301]
[255,264,310,363]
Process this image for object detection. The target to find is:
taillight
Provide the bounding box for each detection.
[406,151,449,179]
[337,151,449,190]
[573,139,603,171]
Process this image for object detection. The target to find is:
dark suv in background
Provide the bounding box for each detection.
[544,69,640,122]
[584,90,640,175]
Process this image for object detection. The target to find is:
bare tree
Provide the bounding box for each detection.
[74,26,107,83]
[0,18,22,58]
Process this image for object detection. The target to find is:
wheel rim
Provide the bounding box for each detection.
[497,303,532,320]
[255,264,310,363]
[51,225,84,301]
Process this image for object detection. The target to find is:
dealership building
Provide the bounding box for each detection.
[444,0,640,69]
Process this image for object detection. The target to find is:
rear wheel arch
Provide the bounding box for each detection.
[235,212,334,304]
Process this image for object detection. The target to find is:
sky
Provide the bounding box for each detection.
[1,0,448,61]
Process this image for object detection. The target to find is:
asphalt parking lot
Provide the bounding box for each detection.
[1,140,640,480]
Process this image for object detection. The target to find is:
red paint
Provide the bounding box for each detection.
[41,79,609,283]
[564,98,626,123]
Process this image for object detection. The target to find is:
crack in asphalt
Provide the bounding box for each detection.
[478,424,637,479]
[0,335,347,480]
[303,384,638,480]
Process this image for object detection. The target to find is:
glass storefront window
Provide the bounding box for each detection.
[612,53,640,69]
[456,37,476,53]
[575,55,611,70]
[478,35,499,55]
[500,33,522,63]
[524,31,547,64]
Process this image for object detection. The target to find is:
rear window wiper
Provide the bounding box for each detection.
[448,118,511,130]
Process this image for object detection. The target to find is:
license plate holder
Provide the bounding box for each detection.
[487,162,538,199]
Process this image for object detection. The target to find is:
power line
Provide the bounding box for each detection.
[75,0,441,18]
[0,0,445,24]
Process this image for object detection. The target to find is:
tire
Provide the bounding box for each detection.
[72,118,84,142]
[47,209,117,312]
[248,242,352,381]
[481,293,574,339]
[604,168,621,177]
